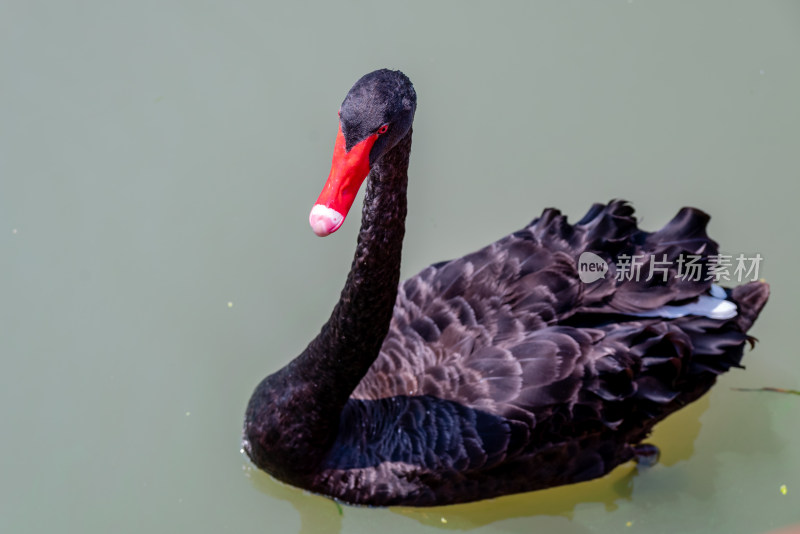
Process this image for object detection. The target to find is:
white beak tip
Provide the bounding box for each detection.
[309,204,345,237]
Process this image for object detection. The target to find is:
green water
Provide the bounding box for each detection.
[2,1,799,533]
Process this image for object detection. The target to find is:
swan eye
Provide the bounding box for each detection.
[377,124,389,135]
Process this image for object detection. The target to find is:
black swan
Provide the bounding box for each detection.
[243,69,769,506]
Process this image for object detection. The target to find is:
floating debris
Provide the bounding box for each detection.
[227,301,234,308]
[440,517,448,524]
[781,484,788,495]
[626,521,633,527]
[732,387,800,396]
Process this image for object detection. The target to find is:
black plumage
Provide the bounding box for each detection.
[243,69,769,506]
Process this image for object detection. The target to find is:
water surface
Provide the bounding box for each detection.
[2,1,799,533]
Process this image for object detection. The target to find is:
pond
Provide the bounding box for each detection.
[2,1,798,533]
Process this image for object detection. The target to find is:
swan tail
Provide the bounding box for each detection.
[730,281,770,332]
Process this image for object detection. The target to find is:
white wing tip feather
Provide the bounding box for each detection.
[630,285,737,320]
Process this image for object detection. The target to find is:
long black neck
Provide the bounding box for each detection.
[295,129,411,399]
[243,130,411,480]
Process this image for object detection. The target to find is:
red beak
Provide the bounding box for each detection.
[309,124,378,237]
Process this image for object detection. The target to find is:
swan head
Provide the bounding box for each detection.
[310,69,416,236]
